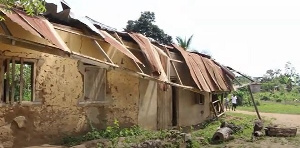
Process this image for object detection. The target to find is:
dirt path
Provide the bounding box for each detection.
[230,110,300,130]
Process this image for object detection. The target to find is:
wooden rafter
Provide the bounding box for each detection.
[163,49,183,85]
[0,21,12,36]
[53,24,105,42]
[113,32,145,73]
[0,24,207,95]
[116,67,204,94]
[0,33,68,57]
[71,51,118,69]
[171,62,183,85]
[93,40,114,64]
[170,58,184,63]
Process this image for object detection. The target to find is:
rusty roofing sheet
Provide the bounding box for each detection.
[129,33,162,76]
[173,44,210,91]
[203,57,229,90]
[99,30,143,65]
[3,8,70,52]
[214,61,235,79]
[190,53,218,91]
[129,33,168,82]
[1,9,41,37]
[13,9,70,52]
[173,44,233,92]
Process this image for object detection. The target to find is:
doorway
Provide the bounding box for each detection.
[171,79,177,126]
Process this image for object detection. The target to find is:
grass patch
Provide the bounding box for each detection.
[239,101,300,114]
[192,112,264,146]
[63,119,185,147]
[63,113,299,148]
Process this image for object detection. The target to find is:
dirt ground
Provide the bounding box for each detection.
[232,110,300,132]
[26,110,300,148]
[221,110,300,148]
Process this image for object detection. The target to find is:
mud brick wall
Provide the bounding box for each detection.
[0,44,140,147]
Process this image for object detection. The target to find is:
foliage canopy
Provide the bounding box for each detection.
[126,11,173,45]
[0,0,46,20]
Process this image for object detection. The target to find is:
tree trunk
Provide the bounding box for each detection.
[253,120,264,132]
[211,127,234,142]
[265,126,297,137]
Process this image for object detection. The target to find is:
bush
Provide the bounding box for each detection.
[260,96,270,101]
[276,99,282,102]
[255,100,260,106]
[63,119,143,146]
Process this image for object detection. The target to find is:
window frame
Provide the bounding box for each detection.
[0,56,38,105]
[195,93,205,105]
[79,64,108,105]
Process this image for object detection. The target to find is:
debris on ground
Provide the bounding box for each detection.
[211,121,243,142]
[265,126,297,137]
[253,119,265,138]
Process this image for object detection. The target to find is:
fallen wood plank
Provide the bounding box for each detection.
[217,112,225,118]
[265,126,297,137]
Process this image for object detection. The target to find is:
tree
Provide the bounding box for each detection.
[175,35,193,50]
[126,11,173,45]
[0,0,46,20]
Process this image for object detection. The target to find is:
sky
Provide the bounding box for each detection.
[63,0,300,77]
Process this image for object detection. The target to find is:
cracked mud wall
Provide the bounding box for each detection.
[0,43,87,148]
[0,30,141,147]
[178,91,212,127]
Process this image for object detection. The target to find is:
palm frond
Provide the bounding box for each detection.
[186,35,194,48]
[176,35,193,50]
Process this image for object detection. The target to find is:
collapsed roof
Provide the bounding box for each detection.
[0,1,235,93]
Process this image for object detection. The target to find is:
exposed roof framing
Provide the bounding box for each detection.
[0,4,235,95]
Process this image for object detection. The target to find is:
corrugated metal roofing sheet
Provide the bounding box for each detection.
[129,33,161,75]
[44,2,105,38]
[173,44,234,92]
[2,9,41,37]
[99,30,144,65]
[129,33,168,81]
[3,8,70,53]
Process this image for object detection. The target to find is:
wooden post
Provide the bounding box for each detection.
[11,59,15,104]
[32,62,36,101]
[5,59,10,104]
[211,102,218,117]
[19,58,24,102]
[248,85,261,120]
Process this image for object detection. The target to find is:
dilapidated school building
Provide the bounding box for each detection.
[0,1,235,147]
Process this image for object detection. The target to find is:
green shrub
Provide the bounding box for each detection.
[62,119,143,146]
[276,99,282,102]
[255,100,261,106]
[260,96,270,101]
